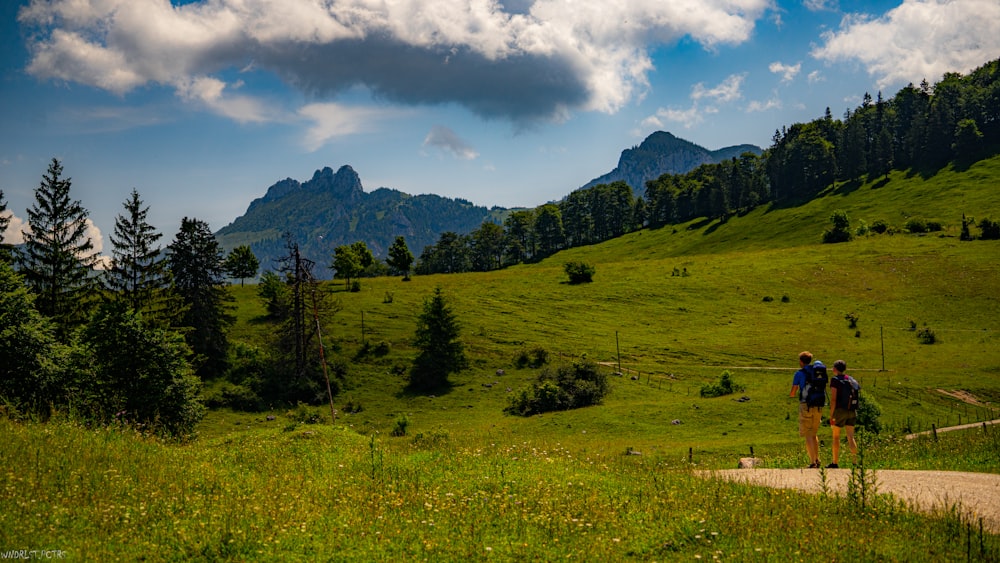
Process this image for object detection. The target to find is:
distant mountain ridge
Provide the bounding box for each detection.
[216,131,761,278]
[215,165,502,279]
[582,131,761,195]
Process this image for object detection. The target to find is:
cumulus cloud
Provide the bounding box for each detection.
[2,212,27,245]
[804,0,837,11]
[18,0,773,124]
[812,0,1000,89]
[423,126,479,160]
[644,73,744,129]
[746,95,782,112]
[6,215,108,267]
[769,61,801,82]
[807,70,824,83]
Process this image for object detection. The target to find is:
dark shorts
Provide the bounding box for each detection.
[831,408,857,428]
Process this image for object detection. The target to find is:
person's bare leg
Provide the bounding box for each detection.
[806,435,819,466]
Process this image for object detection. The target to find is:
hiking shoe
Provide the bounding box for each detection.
[826,463,839,469]
[808,462,820,468]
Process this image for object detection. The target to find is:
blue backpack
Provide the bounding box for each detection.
[802,360,828,408]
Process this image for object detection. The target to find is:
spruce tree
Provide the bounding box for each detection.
[167,217,233,378]
[104,189,174,323]
[410,287,467,391]
[17,158,98,337]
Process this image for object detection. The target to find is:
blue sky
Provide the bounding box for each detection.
[2,0,999,258]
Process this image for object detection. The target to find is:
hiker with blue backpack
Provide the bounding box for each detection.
[828,359,860,468]
[789,351,828,468]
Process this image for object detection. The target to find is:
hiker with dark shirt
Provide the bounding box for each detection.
[828,359,859,468]
[790,351,825,468]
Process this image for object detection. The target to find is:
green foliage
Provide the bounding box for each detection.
[75,301,205,438]
[904,217,927,233]
[104,189,175,325]
[0,190,11,263]
[223,244,259,286]
[822,210,853,243]
[0,261,68,418]
[256,270,289,319]
[410,287,467,391]
[515,347,550,369]
[855,393,883,434]
[870,219,890,234]
[979,218,1000,240]
[390,415,410,437]
[917,327,937,344]
[505,360,610,416]
[17,158,99,338]
[699,370,745,398]
[167,217,234,378]
[387,235,415,278]
[563,260,596,284]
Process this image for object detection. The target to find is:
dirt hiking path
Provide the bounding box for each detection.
[705,468,1000,532]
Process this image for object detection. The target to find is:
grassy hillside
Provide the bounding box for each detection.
[219,157,1000,456]
[4,157,1000,559]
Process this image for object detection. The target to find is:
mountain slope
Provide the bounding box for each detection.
[215,165,501,278]
[582,131,761,195]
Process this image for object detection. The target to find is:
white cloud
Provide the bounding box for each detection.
[804,0,837,11]
[691,73,746,103]
[812,0,1000,89]
[2,212,27,245]
[768,61,801,82]
[423,126,479,160]
[298,102,396,151]
[747,96,782,112]
[643,73,745,130]
[18,0,773,124]
[807,70,824,83]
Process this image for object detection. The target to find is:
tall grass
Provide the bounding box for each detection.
[2,416,997,560]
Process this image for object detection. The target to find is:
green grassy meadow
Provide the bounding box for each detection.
[3,158,1000,560]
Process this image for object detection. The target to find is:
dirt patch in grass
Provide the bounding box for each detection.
[937,389,987,406]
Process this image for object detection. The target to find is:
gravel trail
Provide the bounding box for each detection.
[705,468,1000,532]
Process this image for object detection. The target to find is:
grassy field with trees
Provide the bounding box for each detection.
[4,154,999,559]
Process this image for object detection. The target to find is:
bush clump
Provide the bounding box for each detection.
[505,360,610,416]
[515,347,550,369]
[700,370,745,398]
[564,261,596,284]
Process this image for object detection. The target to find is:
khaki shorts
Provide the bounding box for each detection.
[798,403,822,437]
[831,408,857,428]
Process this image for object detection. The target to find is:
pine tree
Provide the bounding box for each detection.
[167,217,233,378]
[104,189,174,323]
[410,287,467,391]
[17,158,98,337]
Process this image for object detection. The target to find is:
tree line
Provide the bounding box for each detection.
[407,57,999,275]
[0,160,264,437]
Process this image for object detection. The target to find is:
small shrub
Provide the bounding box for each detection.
[904,217,927,233]
[515,347,550,369]
[979,218,1000,240]
[564,261,596,284]
[856,393,883,434]
[505,360,610,416]
[700,370,745,398]
[855,220,870,237]
[845,312,860,329]
[822,210,853,243]
[341,400,363,414]
[870,219,889,234]
[390,415,409,437]
[917,327,937,344]
[762,295,774,302]
[781,294,790,303]
[383,291,394,303]
[287,403,322,424]
[926,221,943,232]
[350,280,362,292]
[412,428,449,447]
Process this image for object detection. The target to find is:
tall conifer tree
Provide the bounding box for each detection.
[18,158,98,337]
